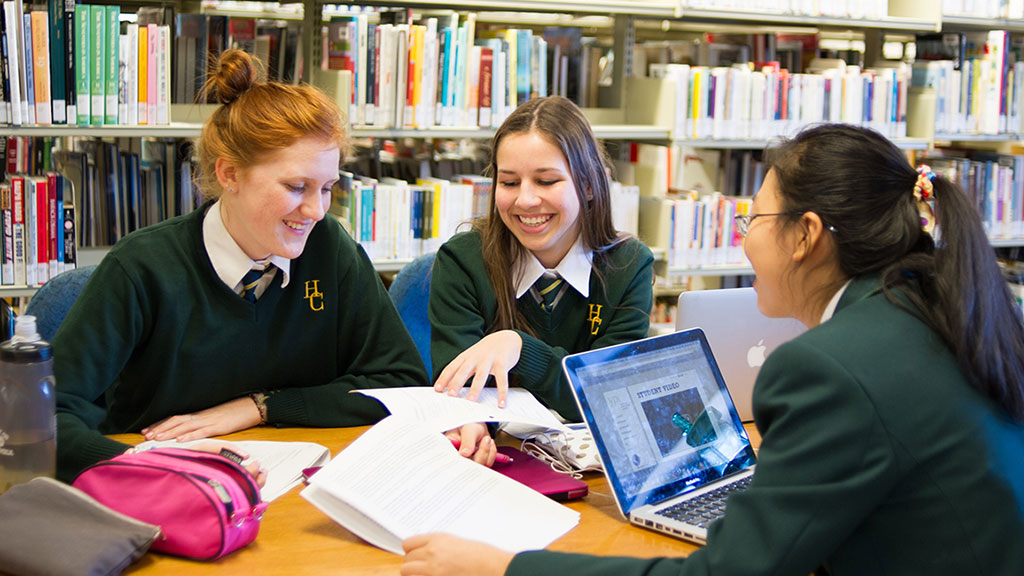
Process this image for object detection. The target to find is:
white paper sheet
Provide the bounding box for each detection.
[301,416,579,555]
[354,387,570,433]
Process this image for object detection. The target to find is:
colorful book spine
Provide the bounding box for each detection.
[104,5,118,124]
[89,3,104,125]
[137,23,147,124]
[0,184,11,285]
[10,176,24,286]
[74,3,88,124]
[46,0,66,123]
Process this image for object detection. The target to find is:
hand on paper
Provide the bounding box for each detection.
[141,396,263,443]
[400,533,512,576]
[445,423,497,467]
[434,330,523,408]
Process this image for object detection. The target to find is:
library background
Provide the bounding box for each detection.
[2,0,1024,334]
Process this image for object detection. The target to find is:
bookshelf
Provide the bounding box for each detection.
[4,0,1024,304]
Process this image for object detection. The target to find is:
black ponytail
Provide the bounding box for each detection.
[767,124,1024,422]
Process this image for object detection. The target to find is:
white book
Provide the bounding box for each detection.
[393,25,408,130]
[419,18,437,129]
[749,71,765,140]
[731,66,750,140]
[356,13,367,126]
[467,45,481,126]
[493,49,506,127]
[710,68,728,140]
[156,25,169,125]
[376,24,395,129]
[3,1,24,126]
[118,34,127,123]
[126,24,138,126]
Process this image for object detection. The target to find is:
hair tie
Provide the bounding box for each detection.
[914,164,936,234]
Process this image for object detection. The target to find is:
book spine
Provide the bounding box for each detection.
[156,25,168,124]
[63,0,74,124]
[146,23,156,124]
[74,3,88,124]
[47,0,65,123]
[2,1,22,126]
[62,203,75,269]
[46,171,57,278]
[126,23,137,125]
[33,177,46,284]
[89,3,103,125]
[10,176,23,285]
[0,184,10,285]
[104,5,118,124]
[55,175,63,275]
[137,23,147,124]
[22,14,35,124]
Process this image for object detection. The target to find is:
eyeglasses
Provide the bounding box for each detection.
[733,212,799,238]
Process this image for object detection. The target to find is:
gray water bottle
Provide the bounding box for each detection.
[0,315,56,494]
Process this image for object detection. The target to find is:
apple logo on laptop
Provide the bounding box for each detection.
[747,339,767,368]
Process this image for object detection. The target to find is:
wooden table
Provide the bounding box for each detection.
[111,424,761,575]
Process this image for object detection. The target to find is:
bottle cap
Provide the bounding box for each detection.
[1,315,51,362]
[0,340,53,362]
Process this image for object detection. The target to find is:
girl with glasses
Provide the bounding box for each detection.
[402,123,1024,576]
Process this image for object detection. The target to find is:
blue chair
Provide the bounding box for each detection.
[25,265,98,341]
[388,252,435,377]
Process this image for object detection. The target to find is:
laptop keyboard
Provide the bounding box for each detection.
[655,476,752,528]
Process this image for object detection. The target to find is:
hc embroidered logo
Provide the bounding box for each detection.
[304,280,324,311]
[588,304,603,335]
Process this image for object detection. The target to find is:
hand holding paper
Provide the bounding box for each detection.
[355,386,570,433]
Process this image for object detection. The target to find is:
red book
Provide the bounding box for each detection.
[479,47,492,116]
[34,177,49,285]
[47,172,59,278]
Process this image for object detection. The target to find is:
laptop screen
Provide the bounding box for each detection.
[563,329,757,515]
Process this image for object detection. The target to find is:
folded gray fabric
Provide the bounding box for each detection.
[0,477,160,576]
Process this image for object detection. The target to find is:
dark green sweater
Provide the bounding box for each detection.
[54,203,428,481]
[507,276,1024,576]
[429,231,654,420]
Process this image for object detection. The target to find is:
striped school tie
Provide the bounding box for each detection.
[240,264,273,302]
[536,275,564,312]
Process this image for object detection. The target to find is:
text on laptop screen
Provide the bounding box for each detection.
[565,331,756,513]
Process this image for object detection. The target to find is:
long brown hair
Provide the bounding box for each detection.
[195,49,348,200]
[478,96,620,335]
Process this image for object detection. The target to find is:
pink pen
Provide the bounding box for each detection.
[450,437,512,464]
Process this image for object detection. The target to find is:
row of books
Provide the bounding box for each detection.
[912,31,1023,136]
[921,149,1024,240]
[644,61,909,142]
[0,173,76,287]
[331,172,640,262]
[942,0,1024,19]
[5,136,196,249]
[0,2,174,127]
[640,192,753,271]
[678,0,890,18]
[319,12,599,129]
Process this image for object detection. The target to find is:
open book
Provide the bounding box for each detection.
[300,415,579,555]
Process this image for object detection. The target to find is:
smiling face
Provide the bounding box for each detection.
[494,131,583,268]
[218,137,340,260]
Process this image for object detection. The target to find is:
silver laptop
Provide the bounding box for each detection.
[562,329,757,545]
[677,288,806,421]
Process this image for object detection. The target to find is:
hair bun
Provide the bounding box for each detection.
[208,49,257,105]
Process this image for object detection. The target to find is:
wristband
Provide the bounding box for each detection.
[250,392,269,424]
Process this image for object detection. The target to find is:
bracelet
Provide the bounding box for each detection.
[250,392,269,424]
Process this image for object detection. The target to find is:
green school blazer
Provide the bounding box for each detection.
[507,275,1024,576]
